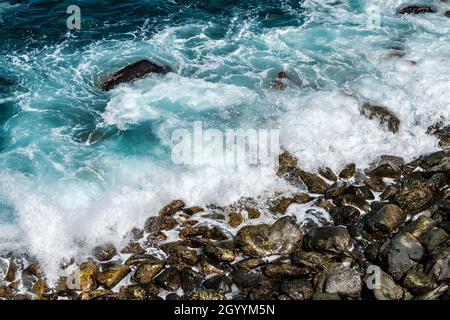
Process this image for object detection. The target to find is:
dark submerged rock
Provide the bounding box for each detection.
[101,59,171,91]
[397,6,435,15]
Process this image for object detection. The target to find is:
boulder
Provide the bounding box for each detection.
[280,278,313,300]
[365,155,405,178]
[305,226,351,254]
[202,275,233,294]
[366,204,406,233]
[339,164,356,179]
[319,167,338,182]
[403,270,436,295]
[380,233,425,280]
[132,260,165,284]
[397,6,435,15]
[371,269,404,300]
[235,216,303,257]
[264,263,309,279]
[394,185,433,214]
[66,261,98,291]
[324,264,362,298]
[291,250,334,271]
[96,265,131,289]
[360,103,400,133]
[154,267,181,292]
[180,268,203,293]
[269,193,313,214]
[101,59,171,91]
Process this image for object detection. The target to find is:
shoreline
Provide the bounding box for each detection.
[1,129,448,300]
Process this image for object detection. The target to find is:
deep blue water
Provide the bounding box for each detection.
[0,0,449,273]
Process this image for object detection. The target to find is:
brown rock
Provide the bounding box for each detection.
[367,204,406,233]
[395,184,433,214]
[93,243,117,262]
[228,211,243,228]
[133,261,165,285]
[319,167,338,182]
[361,103,400,133]
[96,265,131,289]
[339,164,356,179]
[305,226,351,254]
[101,59,171,91]
[121,242,146,255]
[160,200,185,217]
[269,193,313,214]
[67,260,98,291]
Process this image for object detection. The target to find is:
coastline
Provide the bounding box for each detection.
[1,129,448,300]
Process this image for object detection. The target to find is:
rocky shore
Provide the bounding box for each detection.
[1,127,449,300]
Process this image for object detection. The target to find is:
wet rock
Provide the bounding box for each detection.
[0,286,13,300]
[154,267,180,292]
[276,151,298,177]
[299,208,334,234]
[228,211,243,228]
[305,226,351,254]
[129,227,144,241]
[198,257,225,276]
[297,170,329,194]
[246,207,261,219]
[183,206,204,215]
[269,193,313,214]
[291,250,333,271]
[264,263,309,279]
[397,6,435,15]
[159,200,185,217]
[319,167,338,182]
[446,10,450,18]
[367,204,406,233]
[235,216,303,257]
[3,258,17,282]
[167,245,199,268]
[380,186,398,201]
[202,275,233,294]
[120,242,146,255]
[125,253,163,266]
[380,233,425,280]
[180,268,203,293]
[366,176,387,192]
[330,205,360,226]
[123,284,158,300]
[93,243,117,262]
[144,216,178,233]
[361,103,400,133]
[314,197,334,211]
[96,265,131,289]
[132,260,165,285]
[324,264,362,298]
[419,228,449,253]
[280,278,313,300]
[366,155,404,178]
[326,181,348,199]
[187,290,225,300]
[403,215,437,239]
[312,292,341,300]
[67,260,98,291]
[395,185,433,214]
[339,164,356,179]
[179,225,208,239]
[205,226,229,241]
[425,246,450,281]
[101,59,171,91]
[415,283,448,300]
[336,194,369,212]
[233,257,266,271]
[79,289,113,300]
[403,270,436,295]
[371,268,404,300]
[231,270,274,300]
[204,242,236,262]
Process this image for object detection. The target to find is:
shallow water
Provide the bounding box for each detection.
[0,0,449,276]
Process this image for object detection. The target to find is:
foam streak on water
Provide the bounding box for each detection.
[0,0,449,277]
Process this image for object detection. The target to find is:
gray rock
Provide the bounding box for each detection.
[380,233,425,280]
[372,268,404,300]
[324,264,362,298]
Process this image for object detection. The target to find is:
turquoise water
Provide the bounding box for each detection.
[0,0,449,274]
